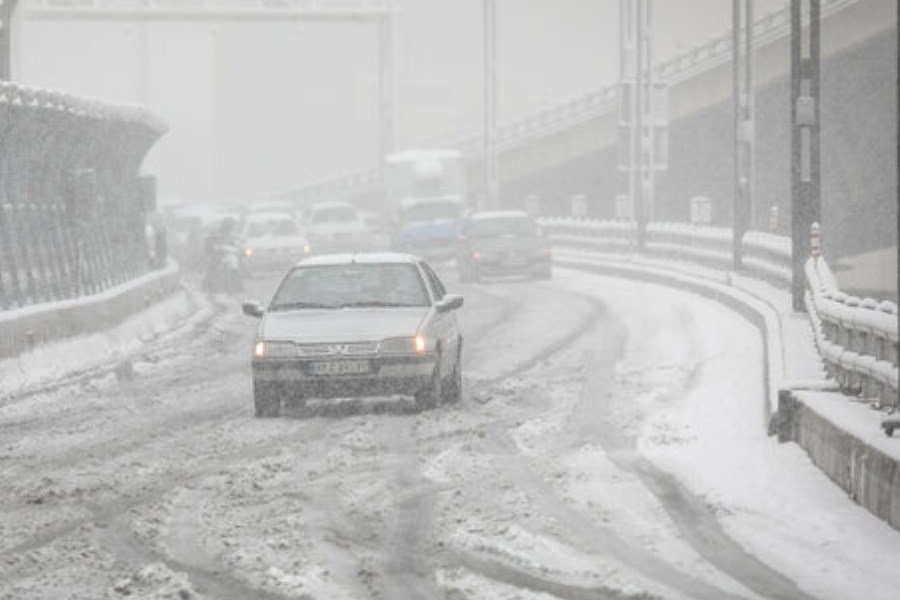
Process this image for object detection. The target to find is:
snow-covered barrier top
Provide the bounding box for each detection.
[0,81,167,312]
[805,258,898,407]
[540,217,897,408]
[539,218,792,288]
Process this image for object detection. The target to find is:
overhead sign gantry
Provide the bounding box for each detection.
[22,0,397,173]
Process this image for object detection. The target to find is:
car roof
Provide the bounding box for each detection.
[469,210,532,221]
[294,252,420,267]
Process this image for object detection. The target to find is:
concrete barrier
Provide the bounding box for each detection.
[778,390,900,530]
[0,262,181,360]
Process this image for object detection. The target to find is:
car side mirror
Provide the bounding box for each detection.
[242,300,265,318]
[436,294,464,313]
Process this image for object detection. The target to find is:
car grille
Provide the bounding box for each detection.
[296,342,380,357]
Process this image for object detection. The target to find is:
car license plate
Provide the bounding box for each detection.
[308,360,370,376]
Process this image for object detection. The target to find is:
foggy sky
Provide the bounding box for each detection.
[16,0,788,206]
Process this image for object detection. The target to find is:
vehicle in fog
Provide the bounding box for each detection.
[302,200,374,254]
[386,149,468,261]
[240,211,311,276]
[456,210,553,282]
[162,203,240,271]
[242,253,464,417]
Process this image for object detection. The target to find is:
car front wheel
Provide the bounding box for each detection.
[443,343,463,404]
[253,381,281,418]
[415,359,442,411]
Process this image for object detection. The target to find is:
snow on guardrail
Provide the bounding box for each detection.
[539,217,898,411]
[806,259,899,408]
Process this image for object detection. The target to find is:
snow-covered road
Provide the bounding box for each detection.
[0,267,897,600]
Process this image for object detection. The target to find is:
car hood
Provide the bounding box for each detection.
[261,307,429,343]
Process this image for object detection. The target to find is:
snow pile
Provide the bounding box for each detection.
[110,563,197,600]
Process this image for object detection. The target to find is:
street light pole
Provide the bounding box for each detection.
[732,0,755,270]
[790,0,821,311]
[483,0,498,210]
[0,0,20,80]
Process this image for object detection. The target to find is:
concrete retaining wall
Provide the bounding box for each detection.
[778,390,900,530]
[0,263,181,360]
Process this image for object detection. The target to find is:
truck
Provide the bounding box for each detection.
[385,149,468,262]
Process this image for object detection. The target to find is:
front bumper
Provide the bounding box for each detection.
[252,353,436,398]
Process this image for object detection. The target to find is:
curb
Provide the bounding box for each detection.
[0,262,181,360]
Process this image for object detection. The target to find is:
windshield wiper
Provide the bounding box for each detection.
[270,301,337,311]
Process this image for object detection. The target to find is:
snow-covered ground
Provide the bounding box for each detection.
[0,266,897,600]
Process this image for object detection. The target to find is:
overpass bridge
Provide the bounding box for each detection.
[272,0,895,264]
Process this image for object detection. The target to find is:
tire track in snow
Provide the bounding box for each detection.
[577,324,818,600]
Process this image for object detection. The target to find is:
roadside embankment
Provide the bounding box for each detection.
[0,262,181,361]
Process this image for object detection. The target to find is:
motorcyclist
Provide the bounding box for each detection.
[204,218,242,292]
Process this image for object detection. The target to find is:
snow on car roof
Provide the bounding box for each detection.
[295,252,420,267]
[469,210,531,220]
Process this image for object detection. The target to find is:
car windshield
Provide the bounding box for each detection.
[400,201,461,224]
[311,206,357,224]
[269,263,430,310]
[467,216,537,238]
[245,219,298,238]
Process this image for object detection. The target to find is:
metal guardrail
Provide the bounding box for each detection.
[806,259,899,409]
[0,82,166,311]
[538,217,899,410]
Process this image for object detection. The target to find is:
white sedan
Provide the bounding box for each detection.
[242,253,464,417]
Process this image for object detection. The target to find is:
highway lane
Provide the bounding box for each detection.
[0,265,826,600]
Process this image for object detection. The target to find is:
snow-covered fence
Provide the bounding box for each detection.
[0,82,166,311]
[539,218,791,288]
[805,259,899,409]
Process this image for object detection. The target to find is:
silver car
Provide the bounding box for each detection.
[242,253,464,417]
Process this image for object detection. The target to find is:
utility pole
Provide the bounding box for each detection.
[733,0,755,270]
[618,0,665,249]
[378,1,395,179]
[790,0,821,311]
[0,0,20,80]
[483,0,498,210]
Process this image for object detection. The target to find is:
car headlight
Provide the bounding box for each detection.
[254,341,297,358]
[245,248,254,257]
[380,335,429,354]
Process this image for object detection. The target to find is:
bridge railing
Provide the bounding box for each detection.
[0,82,166,311]
[538,216,899,410]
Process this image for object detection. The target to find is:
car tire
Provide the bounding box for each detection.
[443,342,463,404]
[415,359,442,411]
[253,381,281,418]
